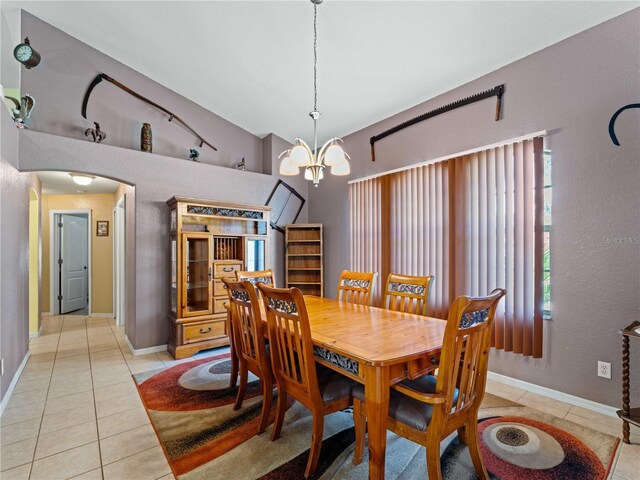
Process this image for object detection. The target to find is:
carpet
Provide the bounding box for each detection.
[134,354,620,479]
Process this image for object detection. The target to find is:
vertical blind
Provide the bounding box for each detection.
[349,137,544,357]
[349,177,386,306]
[390,162,450,319]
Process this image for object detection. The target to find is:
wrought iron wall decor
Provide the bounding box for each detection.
[265,179,305,233]
[82,73,218,151]
[189,148,200,161]
[234,157,246,171]
[84,122,106,143]
[609,103,640,146]
[369,84,505,161]
[5,94,35,128]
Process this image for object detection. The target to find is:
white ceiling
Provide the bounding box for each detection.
[7,1,639,144]
[38,171,122,195]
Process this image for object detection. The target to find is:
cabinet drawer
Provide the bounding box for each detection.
[213,296,230,314]
[214,279,228,297]
[214,262,243,278]
[183,320,226,343]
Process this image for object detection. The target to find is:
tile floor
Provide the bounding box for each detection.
[1,314,639,479]
[0,315,218,480]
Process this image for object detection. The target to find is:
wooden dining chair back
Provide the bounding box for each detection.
[352,288,506,480]
[258,284,319,408]
[222,278,273,434]
[236,269,276,287]
[383,273,434,316]
[336,270,377,306]
[258,283,355,478]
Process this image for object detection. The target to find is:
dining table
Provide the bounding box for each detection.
[227,295,448,480]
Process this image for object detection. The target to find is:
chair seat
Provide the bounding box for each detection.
[353,375,459,432]
[316,365,356,403]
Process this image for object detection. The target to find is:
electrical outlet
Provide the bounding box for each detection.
[598,361,611,379]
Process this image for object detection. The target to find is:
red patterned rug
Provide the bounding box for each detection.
[134,353,620,479]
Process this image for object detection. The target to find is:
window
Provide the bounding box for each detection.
[543,150,552,317]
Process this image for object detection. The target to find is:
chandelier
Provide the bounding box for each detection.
[279,0,350,187]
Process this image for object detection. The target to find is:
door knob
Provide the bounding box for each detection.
[84,266,88,270]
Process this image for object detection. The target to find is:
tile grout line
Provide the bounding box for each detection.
[27,315,65,480]
[87,315,108,480]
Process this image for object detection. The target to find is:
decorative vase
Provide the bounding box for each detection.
[141,123,152,152]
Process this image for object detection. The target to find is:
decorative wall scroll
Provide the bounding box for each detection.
[265,179,305,233]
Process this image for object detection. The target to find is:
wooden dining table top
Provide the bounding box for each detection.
[296,296,447,367]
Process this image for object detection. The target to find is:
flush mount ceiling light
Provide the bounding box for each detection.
[278,0,350,187]
[69,173,95,186]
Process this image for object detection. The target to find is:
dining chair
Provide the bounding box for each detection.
[222,278,274,434]
[336,270,377,306]
[257,283,356,478]
[236,269,276,287]
[383,273,434,316]
[352,288,506,480]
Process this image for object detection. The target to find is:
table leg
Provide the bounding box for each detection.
[363,364,390,480]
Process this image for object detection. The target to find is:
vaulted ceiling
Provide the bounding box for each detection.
[6,1,637,143]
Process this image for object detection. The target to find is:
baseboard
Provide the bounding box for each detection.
[124,335,167,357]
[0,352,31,416]
[29,324,44,339]
[91,313,114,318]
[41,312,53,317]
[487,371,618,418]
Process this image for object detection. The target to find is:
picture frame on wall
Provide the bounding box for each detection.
[96,220,109,236]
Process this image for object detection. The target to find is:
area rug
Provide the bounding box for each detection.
[134,354,620,479]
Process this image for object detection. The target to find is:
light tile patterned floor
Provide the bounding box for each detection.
[1,314,639,479]
[0,315,216,480]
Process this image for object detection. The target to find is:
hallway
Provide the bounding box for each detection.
[0,315,218,479]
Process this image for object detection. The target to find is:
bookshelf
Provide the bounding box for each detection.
[285,224,323,297]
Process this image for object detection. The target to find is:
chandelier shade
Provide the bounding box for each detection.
[331,159,350,176]
[278,151,299,176]
[290,143,312,167]
[323,141,346,166]
[278,0,349,187]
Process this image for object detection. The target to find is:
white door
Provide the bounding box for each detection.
[60,214,89,313]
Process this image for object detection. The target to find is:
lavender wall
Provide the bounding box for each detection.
[1,113,41,402]
[21,12,262,173]
[18,130,297,349]
[10,13,309,352]
[309,10,640,406]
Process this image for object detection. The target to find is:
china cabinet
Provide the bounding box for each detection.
[167,197,271,359]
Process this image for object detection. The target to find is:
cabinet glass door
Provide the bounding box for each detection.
[171,236,177,315]
[183,234,212,316]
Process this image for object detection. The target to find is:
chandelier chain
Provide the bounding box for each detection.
[313,0,317,113]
